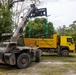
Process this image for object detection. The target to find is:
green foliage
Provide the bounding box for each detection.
[48,22,56,37]
[57,22,76,44]
[57,25,66,35]
[24,18,56,38]
[0,1,13,39]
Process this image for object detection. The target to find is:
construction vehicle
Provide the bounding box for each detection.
[23,34,75,57]
[0,4,47,69]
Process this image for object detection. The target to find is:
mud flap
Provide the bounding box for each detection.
[4,53,16,65]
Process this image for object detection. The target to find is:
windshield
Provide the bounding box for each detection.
[67,38,73,44]
[1,36,11,42]
[0,35,24,47]
[0,36,11,47]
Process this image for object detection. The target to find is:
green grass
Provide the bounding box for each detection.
[41,53,76,62]
[31,53,76,75]
[64,64,76,71]
[40,67,68,75]
[36,63,68,75]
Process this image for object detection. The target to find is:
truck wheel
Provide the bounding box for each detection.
[61,50,69,57]
[16,53,30,69]
[35,49,41,62]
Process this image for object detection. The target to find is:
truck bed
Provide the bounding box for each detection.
[23,38,57,49]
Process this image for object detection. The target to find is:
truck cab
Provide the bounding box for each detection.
[60,36,75,51]
[58,36,75,56]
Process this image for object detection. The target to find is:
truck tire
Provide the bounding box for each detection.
[61,50,69,57]
[16,53,30,69]
[35,49,41,62]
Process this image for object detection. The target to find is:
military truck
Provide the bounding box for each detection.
[0,33,42,69]
[24,34,75,57]
[0,4,47,69]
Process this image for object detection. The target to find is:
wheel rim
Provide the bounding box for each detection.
[62,50,68,57]
[20,57,28,65]
[64,51,68,56]
[21,58,27,64]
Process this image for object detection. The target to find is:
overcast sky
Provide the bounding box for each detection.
[14,0,76,29]
[39,0,76,29]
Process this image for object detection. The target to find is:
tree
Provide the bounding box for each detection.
[24,18,56,38]
[57,21,76,44]
[0,1,13,39]
[69,22,76,43]
[57,25,67,35]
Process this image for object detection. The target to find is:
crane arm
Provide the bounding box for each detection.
[11,4,47,43]
[11,4,37,42]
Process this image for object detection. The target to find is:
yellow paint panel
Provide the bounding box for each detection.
[24,34,59,48]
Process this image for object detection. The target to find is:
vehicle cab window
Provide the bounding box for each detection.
[67,38,73,44]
